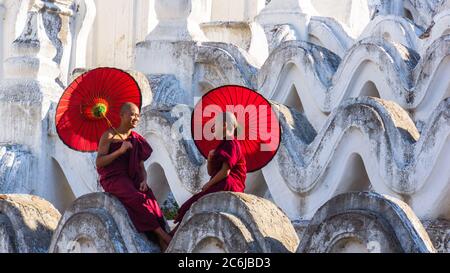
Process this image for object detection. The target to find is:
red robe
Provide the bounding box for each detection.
[173,138,247,225]
[97,131,166,233]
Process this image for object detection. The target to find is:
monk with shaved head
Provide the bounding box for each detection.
[96,102,172,251]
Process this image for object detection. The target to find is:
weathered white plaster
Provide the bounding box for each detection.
[0,0,449,253]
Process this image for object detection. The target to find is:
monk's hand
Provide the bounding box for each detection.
[207,149,215,161]
[139,181,149,192]
[201,181,213,192]
[119,141,133,154]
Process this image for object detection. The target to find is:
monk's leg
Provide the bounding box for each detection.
[103,176,172,247]
[144,227,171,251]
[173,182,227,225]
[154,227,172,251]
[173,191,205,224]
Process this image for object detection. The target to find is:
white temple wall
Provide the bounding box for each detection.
[311,0,372,37]
[0,3,5,80]
[46,158,77,213]
[79,0,267,73]
[0,0,24,80]
[84,0,158,70]
[1,0,449,253]
[210,0,266,22]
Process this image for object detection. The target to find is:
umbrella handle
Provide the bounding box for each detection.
[101,113,125,141]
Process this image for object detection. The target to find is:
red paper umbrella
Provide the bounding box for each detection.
[192,85,281,172]
[55,67,142,152]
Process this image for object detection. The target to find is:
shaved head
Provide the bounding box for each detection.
[120,102,139,115]
[119,102,140,129]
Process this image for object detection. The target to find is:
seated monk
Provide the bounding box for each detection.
[96,102,172,251]
[170,112,247,235]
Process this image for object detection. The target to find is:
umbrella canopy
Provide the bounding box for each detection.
[55,67,142,152]
[191,85,281,172]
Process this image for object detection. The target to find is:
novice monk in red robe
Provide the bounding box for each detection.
[170,112,247,235]
[96,102,172,251]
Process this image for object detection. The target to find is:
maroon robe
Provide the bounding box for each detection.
[173,138,247,225]
[97,131,166,233]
